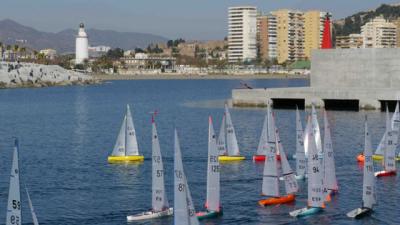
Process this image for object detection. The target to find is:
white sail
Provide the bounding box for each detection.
[6,139,22,225]
[376,105,390,155]
[323,111,338,192]
[217,115,226,155]
[296,108,306,176]
[206,117,220,212]
[303,115,311,158]
[279,134,299,194]
[267,105,277,155]
[384,130,398,172]
[307,124,325,208]
[173,130,199,225]
[25,188,39,225]
[261,126,280,197]
[125,105,140,156]
[185,175,199,225]
[225,104,240,156]
[111,115,126,156]
[391,102,400,131]
[311,105,322,153]
[362,118,376,209]
[256,112,269,155]
[152,118,169,212]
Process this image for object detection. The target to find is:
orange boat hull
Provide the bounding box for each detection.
[258,194,295,206]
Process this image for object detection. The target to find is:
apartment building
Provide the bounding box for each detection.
[336,34,363,49]
[361,16,397,48]
[272,9,305,64]
[228,6,258,63]
[304,11,327,59]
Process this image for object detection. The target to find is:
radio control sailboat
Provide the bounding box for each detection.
[347,117,377,219]
[197,117,223,219]
[375,129,398,177]
[289,117,325,217]
[127,116,173,221]
[108,104,144,163]
[174,129,200,225]
[259,118,298,206]
[218,104,245,161]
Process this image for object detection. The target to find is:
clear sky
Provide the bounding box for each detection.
[0,0,399,40]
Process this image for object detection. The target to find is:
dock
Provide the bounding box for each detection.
[232,48,400,110]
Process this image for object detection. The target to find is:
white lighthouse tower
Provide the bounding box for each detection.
[75,23,89,64]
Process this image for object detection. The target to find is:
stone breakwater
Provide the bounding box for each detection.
[0,62,99,88]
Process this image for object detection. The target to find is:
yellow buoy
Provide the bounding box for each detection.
[218,155,245,162]
[107,155,144,163]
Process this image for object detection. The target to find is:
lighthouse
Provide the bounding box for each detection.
[75,23,89,64]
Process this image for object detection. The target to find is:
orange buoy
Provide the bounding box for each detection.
[258,194,295,206]
[356,154,365,163]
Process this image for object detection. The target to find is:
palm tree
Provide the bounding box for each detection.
[0,42,3,61]
[6,45,11,61]
[13,45,19,61]
[20,47,26,60]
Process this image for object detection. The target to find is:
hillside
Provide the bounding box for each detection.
[0,19,168,53]
[334,4,400,36]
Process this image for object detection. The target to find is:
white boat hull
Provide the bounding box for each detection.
[127,208,173,221]
[346,207,372,219]
[279,174,307,181]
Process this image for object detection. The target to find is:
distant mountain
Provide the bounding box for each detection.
[334,4,400,36]
[0,19,169,53]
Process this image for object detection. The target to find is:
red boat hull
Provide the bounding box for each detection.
[252,154,281,162]
[375,170,396,177]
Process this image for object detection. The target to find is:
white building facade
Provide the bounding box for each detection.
[228,6,257,63]
[361,16,397,48]
[75,23,89,64]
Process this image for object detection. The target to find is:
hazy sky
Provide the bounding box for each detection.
[0,0,399,39]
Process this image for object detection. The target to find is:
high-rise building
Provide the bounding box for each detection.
[361,16,397,48]
[228,6,257,63]
[272,9,304,64]
[75,23,89,64]
[267,15,278,60]
[257,15,269,61]
[304,11,327,59]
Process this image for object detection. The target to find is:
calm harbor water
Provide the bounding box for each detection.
[0,79,398,225]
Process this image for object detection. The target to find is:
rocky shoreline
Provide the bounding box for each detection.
[0,62,100,89]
